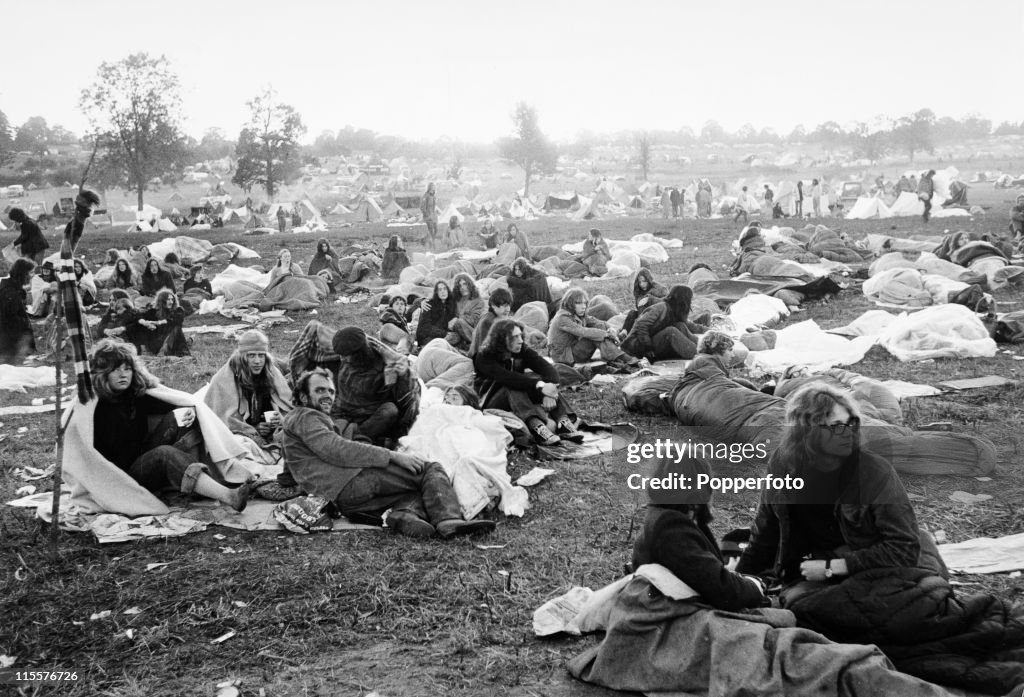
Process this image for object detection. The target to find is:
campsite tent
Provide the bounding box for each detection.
[345,197,384,223]
[544,192,579,211]
[570,195,600,222]
[846,197,894,220]
[438,203,464,225]
[329,203,353,215]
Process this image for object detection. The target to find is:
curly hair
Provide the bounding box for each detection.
[698,331,734,356]
[292,367,334,408]
[451,273,479,301]
[479,318,524,358]
[559,287,589,313]
[154,288,178,315]
[7,258,36,286]
[773,383,863,474]
[90,338,160,401]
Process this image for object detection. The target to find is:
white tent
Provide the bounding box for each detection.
[570,195,600,222]
[888,192,926,217]
[345,197,384,223]
[846,197,893,220]
[329,203,352,215]
[438,203,464,224]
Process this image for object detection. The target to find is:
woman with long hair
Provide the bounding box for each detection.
[73,258,98,306]
[622,284,705,362]
[111,258,135,290]
[621,268,668,335]
[88,339,252,510]
[547,287,637,368]
[468,288,513,358]
[507,257,553,313]
[474,318,584,446]
[140,258,176,298]
[445,273,485,351]
[267,249,304,288]
[445,215,466,249]
[415,280,457,350]
[137,289,189,356]
[183,264,212,298]
[0,258,37,362]
[378,295,412,354]
[381,235,411,280]
[307,237,344,289]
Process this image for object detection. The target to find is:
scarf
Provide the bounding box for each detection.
[59,212,93,404]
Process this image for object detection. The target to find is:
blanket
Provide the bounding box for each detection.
[223,274,328,312]
[60,384,268,517]
[202,361,293,438]
[938,532,1024,574]
[567,573,964,697]
[787,568,1024,694]
[413,338,474,389]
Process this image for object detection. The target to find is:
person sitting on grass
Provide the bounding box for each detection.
[444,273,486,352]
[445,215,466,249]
[281,367,495,539]
[378,295,412,354]
[109,258,136,291]
[136,288,189,357]
[330,326,421,446]
[474,318,585,447]
[621,268,669,337]
[204,329,292,460]
[163,252,189,281]
[28,260,58,318]
[307,238,344,291]
[0,258,37,362]
[478,219,499,250]
[468,288,513,358]
[88,338,253,511]
[579,228,612,276]
[93,295,139,343]
[415,280,456,351]
[182,264,213,300]
[140,258,176,299]
[507,257,553,314]
[381,235,411,280]
[267,249,304,287]
[622,284,706,362]
[547,288,639,369]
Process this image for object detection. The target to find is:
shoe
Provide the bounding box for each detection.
[436,518,496,539]
[528,419,561,446]
[556,417,585,444]
[229,479,257,513]
[386,510,436,538]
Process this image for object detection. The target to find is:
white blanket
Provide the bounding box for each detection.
[560,238,670,265]
[745,320,877,373]
[938,532,1024,574]
[0,365,57,392]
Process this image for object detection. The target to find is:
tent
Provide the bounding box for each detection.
[329,203,353,215]
[380,200,406,218]
[846,197,894,220]
[888,192,926,217]
[544,192,579,211]
[507,198,541,220]
[570,195,600,221]
[345,197,384,223]
[438,202,464,225]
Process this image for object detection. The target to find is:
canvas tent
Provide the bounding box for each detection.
[570,195,600,221]
[544,192,579,211]
[345,197,384,223]
[846,197,894,220]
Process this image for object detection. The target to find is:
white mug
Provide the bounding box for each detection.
[173,407,195,427]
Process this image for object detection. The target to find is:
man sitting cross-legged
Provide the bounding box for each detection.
[281,368,495,539]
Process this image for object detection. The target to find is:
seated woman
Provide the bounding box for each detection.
[381,235,411,280]
[140,258,176,299]
[572,452,977,696]
[468,288,512,357]
[735,384,1024,694]
[93,295,140,342]
[507,257,553,314]
[109,258,136,291]
[307,238,344,290]
[378,295,412,354]
[73,258,98,306]
[445,273,485,352]
[136,289,189,356]
[478,219,498,250]
[182,264,213,300]
[204,329,292,460]
[622,268,668,335]
[414,280,456,351]
[473,318,584,447]
[0,258,36,362]
[622,284,706,362]
[547,288,639,368]
[86,339,253,512]
[579,228,611,276]
[267,249,304,287]
[445,216,466,250]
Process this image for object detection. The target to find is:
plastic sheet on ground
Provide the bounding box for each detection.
[876,304,996,361]
[0,365,58,392]
[879,380,943,400]
[212,264,272,296]
[726,294,790,332]
[938,532,1024,574]
[628,233,683,249]
[560,238,669,265]
[746,320,877,373]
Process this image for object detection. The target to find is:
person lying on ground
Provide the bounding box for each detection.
[140,258,176,299]
[547,288,639,369]
[445,273,485,352]
[507,257,553,314]
[330,326,420,446]
[414,337,474,390]
[622,284,706,362]
[473,318,585,447]
[443,384,480,409]
[204,329,292,455]
[680,332,756,390]
[378,295,412,354]
[415,280,456,351]
[468,288,512,357]
[0,258,37,362]
[579,228,611,276]
[381,235,411,280]
[621,268,668,336]
[89,338,253,511]
[281,368,494,539]
[136,289,189,356]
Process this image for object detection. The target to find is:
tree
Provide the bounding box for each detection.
[849,123,888,163]
[14,116,50,158]
[0,109,13,167]
[232,87,306,199]
[636,131,652,181]
[197,127,233,160]
[49,125,78,145]
[496,102,557,197]
[811,121,844,149]
[891,108,935,163]
[700,120,726,143]
[787,124,807,143]
[79,53,188,210]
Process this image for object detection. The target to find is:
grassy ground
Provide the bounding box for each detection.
[2,204,1024,696]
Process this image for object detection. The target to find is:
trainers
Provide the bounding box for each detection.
[436,518,496,539]
[386,510,436,538]
[528,419,561,446]
[556,417,585,444]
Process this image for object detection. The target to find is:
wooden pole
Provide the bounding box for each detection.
[49,306,65,551]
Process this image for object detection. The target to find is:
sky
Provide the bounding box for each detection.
[3,0,1021,145]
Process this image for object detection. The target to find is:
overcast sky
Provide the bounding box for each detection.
[3,0,1020,144]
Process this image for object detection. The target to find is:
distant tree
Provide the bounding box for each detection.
[735,123,757,144]
[700,120,726,143]
[232,87,306,199]
[811,121,844,149]
[891,108,935,163]
[312,130,338,157]
[48,125,78,145]
[0,109,13,166]
[677,125,696,145]
[14,116,50,158]
[79,53,188,210]
[197,127,233,161]
[994,120,1024,136]
[758,127,780,144]
[962,114,992,139]
[636,130,652,181]
[496,102,557,197]
[849,123,889,163]
[787,124,807,143]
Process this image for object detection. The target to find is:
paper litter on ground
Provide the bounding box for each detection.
[939,532,1024,574]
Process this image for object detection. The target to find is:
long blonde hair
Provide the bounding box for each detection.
[773,383,863,473]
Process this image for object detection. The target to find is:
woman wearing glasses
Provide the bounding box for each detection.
[736,383,936,601]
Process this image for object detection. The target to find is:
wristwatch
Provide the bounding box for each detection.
[824,559,834,579]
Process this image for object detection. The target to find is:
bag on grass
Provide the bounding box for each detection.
[274,495,335,534]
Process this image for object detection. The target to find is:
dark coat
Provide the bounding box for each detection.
[507,270,551,312]
[12,218,48,256]
[473,344,558,406]
[0,277,35,360]
[415,296,456,347]
[140,269,176,297]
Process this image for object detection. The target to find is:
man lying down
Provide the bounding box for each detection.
[570,385,1024,697]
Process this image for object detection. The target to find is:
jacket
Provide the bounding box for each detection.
[547,310,608,365]
[12,218,48,256]
[473,344,558,406]
[507,271,551,312]
[140,269,176,297]
[415,296,456,347]
[622,301,699,358]
[281,407,390,501]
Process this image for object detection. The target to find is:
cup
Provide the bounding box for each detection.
[264,410,280,424]
[173,407,195,427]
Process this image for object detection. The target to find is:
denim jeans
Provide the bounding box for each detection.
[335,461,461,525]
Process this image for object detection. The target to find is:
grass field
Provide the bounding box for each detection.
[3,172,1024,696]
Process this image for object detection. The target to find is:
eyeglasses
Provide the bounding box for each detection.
[819,419,860,436]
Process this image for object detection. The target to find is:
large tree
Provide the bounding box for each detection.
[636,131,652,181]
[891,108,935,163]
[0,108,13,166]
[496,102,557,197]
[79,53,187,210]
[232,87,305,199]
[14,116,50,158]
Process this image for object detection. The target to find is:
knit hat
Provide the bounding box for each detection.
[332,326,367,356]
[237,329,269,354]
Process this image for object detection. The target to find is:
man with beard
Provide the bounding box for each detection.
[282,368,494,539]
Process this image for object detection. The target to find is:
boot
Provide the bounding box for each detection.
[527,417,561,446]
[387,510,436,538]
[436,518,496,539]
[555,416,585,444]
